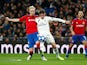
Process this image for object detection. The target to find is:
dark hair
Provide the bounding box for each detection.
[39,10,46,14]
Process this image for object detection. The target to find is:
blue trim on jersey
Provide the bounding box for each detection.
[27,32,39,48]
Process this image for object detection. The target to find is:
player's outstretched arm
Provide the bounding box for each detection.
[52,17,70,24]
[5,17,19,22]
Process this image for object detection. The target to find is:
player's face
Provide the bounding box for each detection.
[78,11,84,18]
[39,13,45,19]
[29,9,35,16]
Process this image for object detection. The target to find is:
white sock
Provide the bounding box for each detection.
[54,47,60,56]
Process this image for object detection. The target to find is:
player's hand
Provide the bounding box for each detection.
[65,21,70,24]
[5,17,10,21]
[71,31,75,36]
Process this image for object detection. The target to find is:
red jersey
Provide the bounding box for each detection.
[72,18,87,35]
[19,15,38,34]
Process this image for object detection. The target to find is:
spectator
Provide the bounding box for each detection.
[0,33,3,42]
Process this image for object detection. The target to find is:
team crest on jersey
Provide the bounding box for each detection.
[38,19,40,22]
[82,22,85,24]
[76,22,78,24]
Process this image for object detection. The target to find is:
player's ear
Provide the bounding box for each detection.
[45,13,46,16]
[27,7,30,14]
[83,13,84,16]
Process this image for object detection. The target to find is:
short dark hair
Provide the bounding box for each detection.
[39,10,46,14]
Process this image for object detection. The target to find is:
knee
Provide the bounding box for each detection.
[52,43,56,48]
[36,41,40,49]
[29,48,33,52]
[82,40,87,45]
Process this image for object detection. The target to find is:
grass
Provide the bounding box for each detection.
[0,54,87,65]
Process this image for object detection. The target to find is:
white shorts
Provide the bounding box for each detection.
[38,33,55,44]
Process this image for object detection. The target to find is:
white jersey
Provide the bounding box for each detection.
[36,16,66,51]
[35,16,66,34]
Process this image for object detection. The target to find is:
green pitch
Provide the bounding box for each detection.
[0,54,87,65]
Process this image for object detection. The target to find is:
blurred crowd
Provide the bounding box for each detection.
[0,0,87,44]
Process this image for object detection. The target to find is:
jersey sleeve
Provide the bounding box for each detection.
[46,16,66,23]
[19,15,27,22]
[71,20,75,26]
[45,16,53,22]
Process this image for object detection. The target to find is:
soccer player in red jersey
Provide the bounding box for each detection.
[6,6,41,60]
[66,11,87,58]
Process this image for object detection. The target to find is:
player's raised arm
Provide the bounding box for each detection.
[5,17,19,22]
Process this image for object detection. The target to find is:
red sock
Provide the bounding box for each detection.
[29,51,33,56]
[85,46,87,48]
[36,42,40,49]
[84,45,87,55]
[69,46,72,51]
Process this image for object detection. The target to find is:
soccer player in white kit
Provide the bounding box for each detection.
[35,10,70,61]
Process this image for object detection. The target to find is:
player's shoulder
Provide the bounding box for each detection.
[73,18,78,21]
[72,18,78,22]
[35,17,41,22]
[82,18,87,21]
[44,16,52,19]
[21,14,29,18]
[25,15,38,17]
[35,15,38,17]
[35,17,40,20]
[45,16,50,18]
[23,14,29,17]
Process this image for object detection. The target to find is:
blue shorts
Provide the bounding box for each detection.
[72,35,87,44]
[27,32,39,48]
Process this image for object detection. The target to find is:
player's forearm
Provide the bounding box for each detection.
[8,18,19,22]
[70,26,75,35]
[52,18,66,23]
[70,30,74,33]
[85,26,87,32]
[70,26,74,32]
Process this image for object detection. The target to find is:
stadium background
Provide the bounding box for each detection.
[0,0,87,54]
